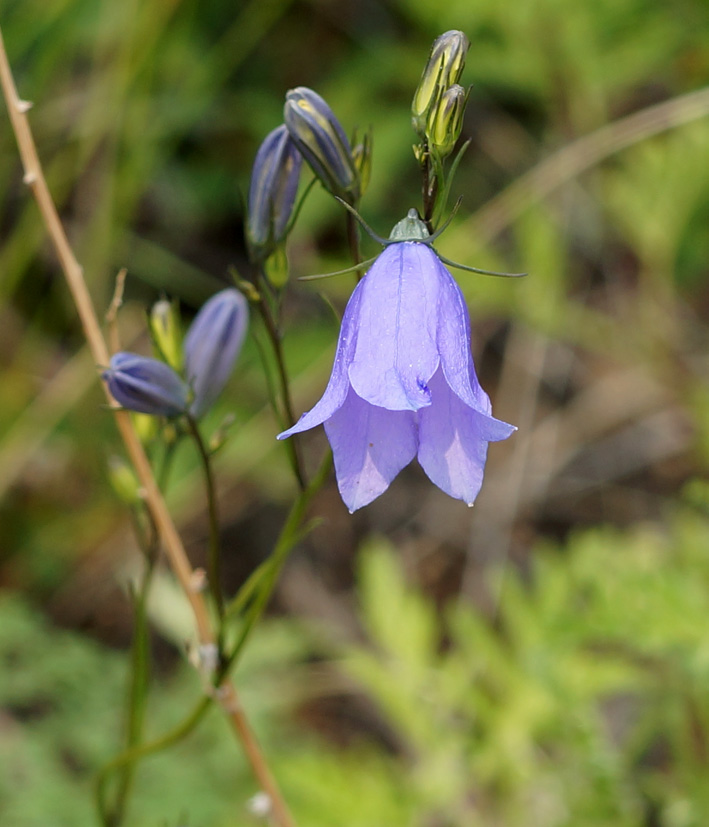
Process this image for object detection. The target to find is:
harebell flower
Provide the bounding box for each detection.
[278,210,517,512]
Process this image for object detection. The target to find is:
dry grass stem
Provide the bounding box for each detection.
[0,26,294,827]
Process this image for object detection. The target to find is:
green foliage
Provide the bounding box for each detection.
[0,594,306,826]
[328,514,709,826]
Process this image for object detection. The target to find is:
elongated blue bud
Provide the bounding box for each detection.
[412,30,470,136]
[184,288,248,418]
[103,353,189,417]
[247,125,302,261]
[284,87,360,203]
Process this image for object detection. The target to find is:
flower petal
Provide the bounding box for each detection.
[348,243,443,411]
[324,386,417,512]
[277,284,363,439]
[418,367,515,505]
[433,255,492,412]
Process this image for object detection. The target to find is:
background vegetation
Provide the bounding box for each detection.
[2,0,709,824]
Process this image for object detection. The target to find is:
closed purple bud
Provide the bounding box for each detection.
[184,288,248,418]
[284,87,360,203]
[103,352,189,417]
[278,212,515,512]
[247,125,303,260]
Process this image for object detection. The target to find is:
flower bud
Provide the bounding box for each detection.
[427,83,468,156]
[133,412,159,443]
[351,127,373,199]
[107,456,141,505]
[149,298,183,370]
[184,288,248,418]
[284,87,360,203]
[247,125,302,262]
[263,245,289,289]
[412,30,470,136]
[103,352,189,417]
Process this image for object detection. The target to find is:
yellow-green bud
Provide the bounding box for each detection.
[149,299,183,371]
[132,411,159,443]
[427,84,468,157]
[351,127,373,198]
[107,456,141,505]
[263,245,289,289]
[412,30,470,136]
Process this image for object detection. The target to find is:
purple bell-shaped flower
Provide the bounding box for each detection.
[278,211,516,512]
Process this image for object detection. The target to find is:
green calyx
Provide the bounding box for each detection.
[388,209,431,242]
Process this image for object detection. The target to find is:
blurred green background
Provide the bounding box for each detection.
[2,0,709,824]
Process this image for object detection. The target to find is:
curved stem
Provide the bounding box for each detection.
[96,696,213,824]
[105,435,181,826]
[187,416,224,621]
[222,450,332,676]
[109,558,155,826]
[254,279,307,490]
[0,31,294,827]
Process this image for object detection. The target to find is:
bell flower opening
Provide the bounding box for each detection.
[278,231,515,512]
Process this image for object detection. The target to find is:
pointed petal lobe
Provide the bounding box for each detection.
[433,255,492,412]
[278,284,363,438]
[324,386,417,511]
[418,367,515,505]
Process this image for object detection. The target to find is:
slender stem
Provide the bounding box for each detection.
[222,450,332,676]
[419,144,438,231]
[0,22,212,645]
[96,696,213,824]
[186,416,224,621]
[254,280,307,490]
[110,557,155,826]
[0,30,295,827]
[108,436,178,826]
